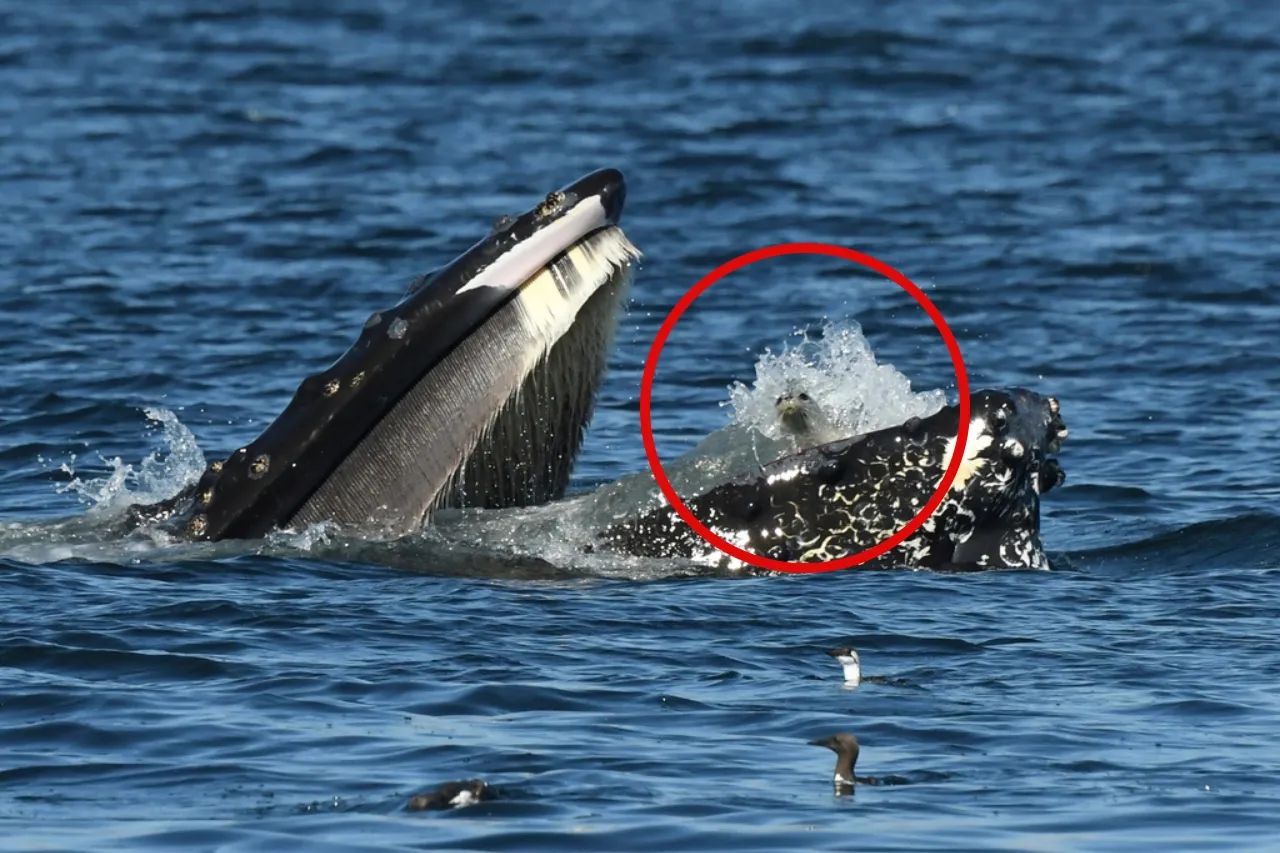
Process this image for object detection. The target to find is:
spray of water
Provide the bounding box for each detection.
[55,408,207,515]
[726,320,946,443]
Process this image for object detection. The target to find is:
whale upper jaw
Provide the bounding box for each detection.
[148,169,639,542]
[944,388,1067,569]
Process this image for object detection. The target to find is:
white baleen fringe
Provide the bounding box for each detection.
[510,225,642,355]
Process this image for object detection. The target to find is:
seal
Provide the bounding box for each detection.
[596,388,1068,571]
[119,169,640,542]
[774,390,845,448]
[405,779,494,811]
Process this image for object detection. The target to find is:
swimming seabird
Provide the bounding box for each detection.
[808,732,874,789]
[825,646,861,686]
[405,779,494,811]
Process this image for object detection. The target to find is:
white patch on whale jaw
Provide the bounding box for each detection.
[938,414,994,495]
[456,196,611,294]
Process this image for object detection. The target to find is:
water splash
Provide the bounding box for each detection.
[726,320,946,443]
[56,408,206,515]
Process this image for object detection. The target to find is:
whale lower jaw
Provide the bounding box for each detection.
[595,388,1067,573]
[112,169,642,543]
[292,227,639,537]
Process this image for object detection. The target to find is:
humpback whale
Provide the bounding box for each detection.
[112,167,1067,573]
[596,389,1068,571]
[124,169,640,541]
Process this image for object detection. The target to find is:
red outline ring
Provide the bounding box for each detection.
[638,243,970,573]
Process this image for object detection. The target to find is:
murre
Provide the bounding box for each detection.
[825,647,862,686]
[809,732,871,790]
[405,779,494,811]
[824,647,909,687]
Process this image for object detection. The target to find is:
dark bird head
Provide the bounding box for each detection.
[809,732,860,786]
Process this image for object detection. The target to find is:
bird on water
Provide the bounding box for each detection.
[825,646,862,686]
[809,732,871,791]
[405,779,494,811]
[825,646,909,687]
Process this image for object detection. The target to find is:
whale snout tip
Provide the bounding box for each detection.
[566,167,627,224]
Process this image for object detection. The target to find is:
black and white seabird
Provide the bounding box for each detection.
[825,647,861,686]
[405,779,494,811]
[825,647,909,687]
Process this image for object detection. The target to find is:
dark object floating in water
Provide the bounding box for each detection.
[405,778,494,811]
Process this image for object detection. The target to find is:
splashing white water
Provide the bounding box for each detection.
[1,409,213,564]
[726,320,946,443]
[56,408,207,515]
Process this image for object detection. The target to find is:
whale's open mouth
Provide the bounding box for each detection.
[158,169,640,542]
[596,388,1069,572]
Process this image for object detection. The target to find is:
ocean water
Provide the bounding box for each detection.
[2,0,1279,850]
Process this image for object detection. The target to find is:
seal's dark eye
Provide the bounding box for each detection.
[775,395,784,406]
[798,393,810,401]
[991,407,1008,431]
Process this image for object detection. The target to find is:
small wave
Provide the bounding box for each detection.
[1073,513,1280,571]
[726,319,946,443]
[0,408,207,564]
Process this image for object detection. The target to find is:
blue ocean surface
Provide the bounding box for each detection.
[2,0,1279,850]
